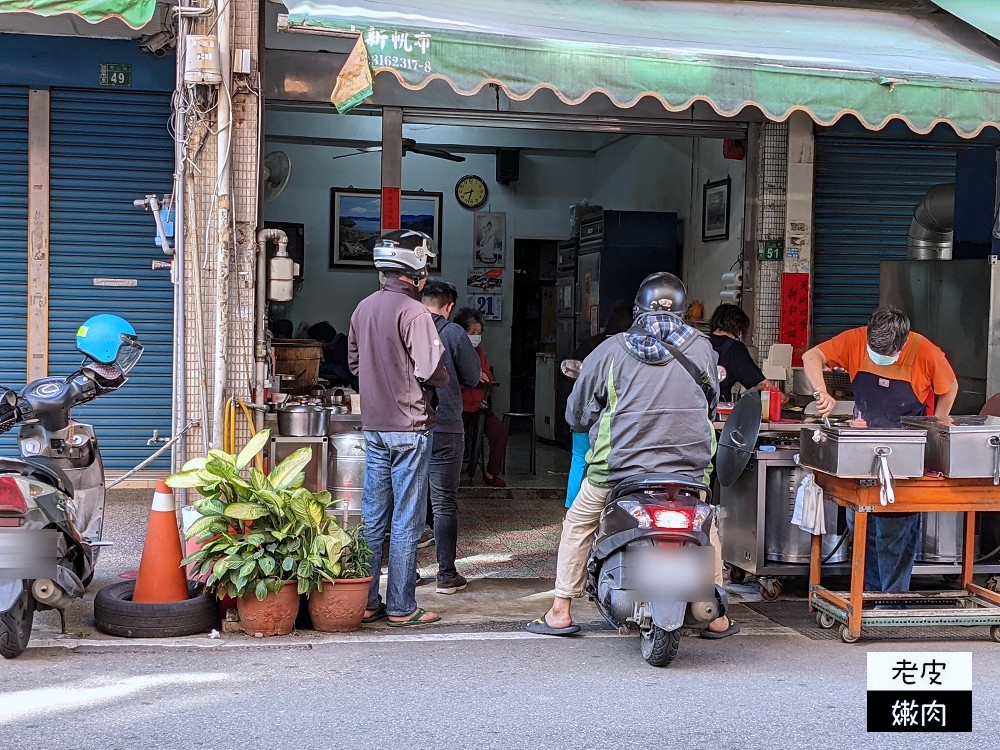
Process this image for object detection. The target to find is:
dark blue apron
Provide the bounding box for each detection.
[849,335,927,592]
[851,345,927,430]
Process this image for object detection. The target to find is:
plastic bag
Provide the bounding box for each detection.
[792,471,826,535]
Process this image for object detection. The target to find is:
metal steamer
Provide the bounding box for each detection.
[270,389,365,528]
[326,414,365,528]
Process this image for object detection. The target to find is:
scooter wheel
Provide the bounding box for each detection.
[0,583,34,659]
[94,580,218,638]
[639,626,680,668]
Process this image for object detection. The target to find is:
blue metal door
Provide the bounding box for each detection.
[813,123,999,342]
[48,89,174,470]
[0,87,28,454]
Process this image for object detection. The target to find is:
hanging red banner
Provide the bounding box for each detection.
[381,186,401,231]
[779,272,810,366]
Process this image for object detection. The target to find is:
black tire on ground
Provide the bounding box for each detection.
[94,580,218,638]
[639,626,681,667]
[0,583,34,659]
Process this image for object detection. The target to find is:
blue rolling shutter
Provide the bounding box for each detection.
[812,123,1000,342]
[48,89,174,470]
[0,87,28,454]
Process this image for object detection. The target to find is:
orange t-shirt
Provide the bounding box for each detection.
[816,327,956,408]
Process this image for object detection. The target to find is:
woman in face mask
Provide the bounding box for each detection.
[456,308,509,487]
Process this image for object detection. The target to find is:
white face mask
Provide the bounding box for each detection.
[468,334,482,348]
[867,345,900,367]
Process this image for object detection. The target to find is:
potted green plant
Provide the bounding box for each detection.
[303,521,374,632]
[169,429,340,636]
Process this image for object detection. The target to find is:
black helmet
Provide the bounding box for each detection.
[634,272,687,315]
[373,229,436,279]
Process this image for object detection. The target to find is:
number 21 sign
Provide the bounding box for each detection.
[468,294,502,321]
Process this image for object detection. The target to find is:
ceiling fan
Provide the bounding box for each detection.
[331,137,465,162]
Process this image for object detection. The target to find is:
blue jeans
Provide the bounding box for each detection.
[361,430,433,616]
[848,510,922,593]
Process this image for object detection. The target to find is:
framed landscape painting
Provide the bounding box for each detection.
[702,177,731,242]
[330,188,442,269]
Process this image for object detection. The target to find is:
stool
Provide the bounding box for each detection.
[501,412,536,475]
[465,410,488,478]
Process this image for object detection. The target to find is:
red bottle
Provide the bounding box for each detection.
[769,386,782,421]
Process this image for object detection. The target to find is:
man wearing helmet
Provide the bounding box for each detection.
[528,272,738,638]
[348,229,450,627]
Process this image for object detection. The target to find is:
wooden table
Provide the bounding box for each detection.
[809,472,1000,643]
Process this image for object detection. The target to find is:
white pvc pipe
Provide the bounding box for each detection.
[210,0,233,449]
[254,228,288,431]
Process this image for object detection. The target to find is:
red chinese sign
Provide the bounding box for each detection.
[381,186,401,231]
[779,272,810,366]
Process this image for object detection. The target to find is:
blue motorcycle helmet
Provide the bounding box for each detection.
[76,315,143,374]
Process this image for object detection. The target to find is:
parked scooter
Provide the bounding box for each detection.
[561,358,729,667]
[0,315,142,658]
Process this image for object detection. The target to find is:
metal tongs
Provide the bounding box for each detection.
[874,446,895,506]
[811,415,832,443]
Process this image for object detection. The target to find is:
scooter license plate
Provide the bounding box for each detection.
[0,529,58,580]
[622,545,715,602]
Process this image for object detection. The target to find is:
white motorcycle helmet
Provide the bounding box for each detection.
[373,229,436,280]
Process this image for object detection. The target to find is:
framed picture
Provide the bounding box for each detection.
[473,211,505,267]
[330,188,443,269]
[702,177,731,242]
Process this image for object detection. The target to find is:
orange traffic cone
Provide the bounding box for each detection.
[132,479,190,603]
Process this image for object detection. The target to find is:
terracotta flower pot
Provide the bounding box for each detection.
[237,581,300,636]
[307,576,374,632]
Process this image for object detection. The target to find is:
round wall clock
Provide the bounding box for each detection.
[455,174,488,210]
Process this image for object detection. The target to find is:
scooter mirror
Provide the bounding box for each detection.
[0,389,16,407]
[560,359,583,380]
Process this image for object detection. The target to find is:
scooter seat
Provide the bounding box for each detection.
[0,456,74,498]
[609,473,708,503]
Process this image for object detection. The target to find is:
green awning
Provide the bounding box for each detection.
[280,0,1000,137]
[0,0,156,29]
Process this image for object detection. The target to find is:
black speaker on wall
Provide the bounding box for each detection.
[496,148,520,185]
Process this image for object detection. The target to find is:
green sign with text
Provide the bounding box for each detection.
[99,63,132,87]
[759,240,784,261]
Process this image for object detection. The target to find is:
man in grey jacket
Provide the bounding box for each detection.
[348,229,449,627]
[528,272,738,639]
[421,280,482,594]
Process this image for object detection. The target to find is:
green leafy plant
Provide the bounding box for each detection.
[170,429,353,600]
[335,524,373,581]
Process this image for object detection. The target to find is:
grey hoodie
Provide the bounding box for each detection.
[431,313,482,433]
[566,313,718,487]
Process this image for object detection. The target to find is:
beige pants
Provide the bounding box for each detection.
[554,477,725,599]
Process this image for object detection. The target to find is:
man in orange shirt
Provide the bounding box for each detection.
[802,306,958,595]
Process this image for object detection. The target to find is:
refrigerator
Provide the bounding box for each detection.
[575,210,680,345]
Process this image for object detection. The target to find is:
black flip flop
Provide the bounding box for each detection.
[525,615,581,636]
[700,618,740,639]
[386,607,441,628]
[361,603,387,624]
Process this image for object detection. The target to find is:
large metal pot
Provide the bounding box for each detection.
[326,410,361,436]
[277,403,329,437]
[328,430,366,528]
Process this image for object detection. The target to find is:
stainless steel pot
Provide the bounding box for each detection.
[277,403,329,437]
[326,411,362,436]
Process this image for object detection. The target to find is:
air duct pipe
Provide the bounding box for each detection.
[906,183,955,260]
[255,228,288,430]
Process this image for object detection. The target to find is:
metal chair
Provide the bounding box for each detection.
[501,412,536,475]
